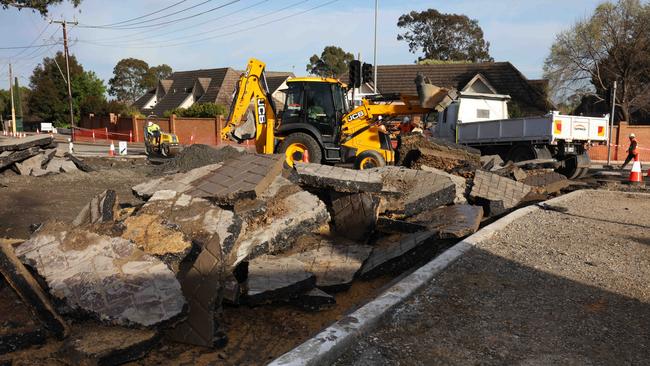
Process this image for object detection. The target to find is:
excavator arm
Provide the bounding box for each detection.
[221,58,277,154]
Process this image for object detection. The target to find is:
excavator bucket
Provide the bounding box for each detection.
[415,73,458,112]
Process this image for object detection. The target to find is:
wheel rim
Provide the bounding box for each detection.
[285,143,308,166]
[359,156,380,170]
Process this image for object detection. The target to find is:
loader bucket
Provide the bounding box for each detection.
[415,73,458,112]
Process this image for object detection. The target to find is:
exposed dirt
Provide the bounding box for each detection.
[152,145,243,175]
[335,190,650,365]
[0,158,152,239]
[136,276,391,366]
[397,134,481,177]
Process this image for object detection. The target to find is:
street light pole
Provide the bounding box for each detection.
[606,80,617,166]
[373,0,378,94]
[9,64,16,135]
[51,19,78,131]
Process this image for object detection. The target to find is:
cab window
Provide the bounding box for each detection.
[304,82,336,135]
[282,83,304,124]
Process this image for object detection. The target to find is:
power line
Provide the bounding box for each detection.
[0,41,61,50]
[78,0,223,29]
[84,0,269,44]
[9,23,51,60]
[80,0,315,48]
[97,0,190,27]
[86,0,302,46]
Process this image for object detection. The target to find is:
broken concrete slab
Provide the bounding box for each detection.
[294,163,383,193]
[0,147,40,170]
[72,190,119,227]
[294,288,335,311]
[64,153,94,172]
[329,192,379,241]
[230,190,329,268]
[41,148,56,168]
[187,153,284,204]
[16,222,185,327]
[376,217,427,234]
[132,163,223,200]
[62,323,159,366]
[420,165,468,204]
[469,170,533,216]
[480,154,504,170]
[44,157,64,174]
[289,238,372,291]
[375,166,456,217]
[60,159,79,173]
[523,170,570,194]
[408,204,484,239]
[360,231,437,278]
[13,152,44,175]
[244,255,316,305]
[0,135,53,152]
[167,214,243,348]
[0,243,69,339]
[397,134,481,175]
[129,190,241,253]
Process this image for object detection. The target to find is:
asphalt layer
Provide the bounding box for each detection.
[335,190,650,366]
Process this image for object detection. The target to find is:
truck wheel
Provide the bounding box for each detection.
[557,156,581,179]
[279,132,322,167]
[506,144,535,163]
[354,150,386,170]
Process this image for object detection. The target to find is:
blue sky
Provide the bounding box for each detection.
[0,0,604,89]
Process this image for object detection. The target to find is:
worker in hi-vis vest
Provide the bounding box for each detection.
[620,133,639,170]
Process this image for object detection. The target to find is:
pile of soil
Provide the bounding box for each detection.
[152,145,243,175]
[398,134,481,177]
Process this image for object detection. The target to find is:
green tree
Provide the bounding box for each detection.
[108,58,150,104]
[13,77,23,119]
[306,46,354,78]
[164,103,227,118]
[1,0,81,15]
[28,51,106,126]
[397,9,493,62]
[144,64,173,89]
[544,0,650,122]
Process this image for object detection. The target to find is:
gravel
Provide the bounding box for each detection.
[335,190,650,365]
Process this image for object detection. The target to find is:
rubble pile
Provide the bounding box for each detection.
[0,134,575,364]
[0,135,91,176]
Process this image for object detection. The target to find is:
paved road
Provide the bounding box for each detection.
[335,190,650,366]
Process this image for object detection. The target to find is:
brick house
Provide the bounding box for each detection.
[356,62,553,117]
[133,68,293,116]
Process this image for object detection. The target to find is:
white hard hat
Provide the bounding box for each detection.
[402,116,410,123]
[630,133,635,138]
[147,121,153,126]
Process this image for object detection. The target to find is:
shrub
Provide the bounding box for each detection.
[164,103,227,118]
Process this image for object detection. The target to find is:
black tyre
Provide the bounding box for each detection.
[557,155,581,179]
[354,150,386,170]
[161,143,170,157]
[278,132,322,167]
[506,144,536,163]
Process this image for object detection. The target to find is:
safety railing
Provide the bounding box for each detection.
[72,126,133,143]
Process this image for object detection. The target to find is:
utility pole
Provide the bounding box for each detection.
[9,64,16,134]
[373,0,378,94]
[606,80,617,166]
[50,19,78,130]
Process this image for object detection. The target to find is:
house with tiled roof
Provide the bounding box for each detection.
[356,62,553,117]
[133,68,294,116]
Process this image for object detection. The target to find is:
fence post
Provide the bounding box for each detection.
[216,115,222,145]
[104,127,108,141]
[132,115,139,142]
[170,114,176,134]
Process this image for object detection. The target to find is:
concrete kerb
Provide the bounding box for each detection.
[269,190,589,366]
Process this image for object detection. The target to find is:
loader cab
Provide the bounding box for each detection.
[280,78,348,142]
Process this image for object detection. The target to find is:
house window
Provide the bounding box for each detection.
[477,109,490,119]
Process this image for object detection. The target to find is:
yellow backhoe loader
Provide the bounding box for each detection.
[222,58,455,169]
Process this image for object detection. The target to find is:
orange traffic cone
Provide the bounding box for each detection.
[302,149,310,163]
[629,155,642,184]
[109,141,115,157]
